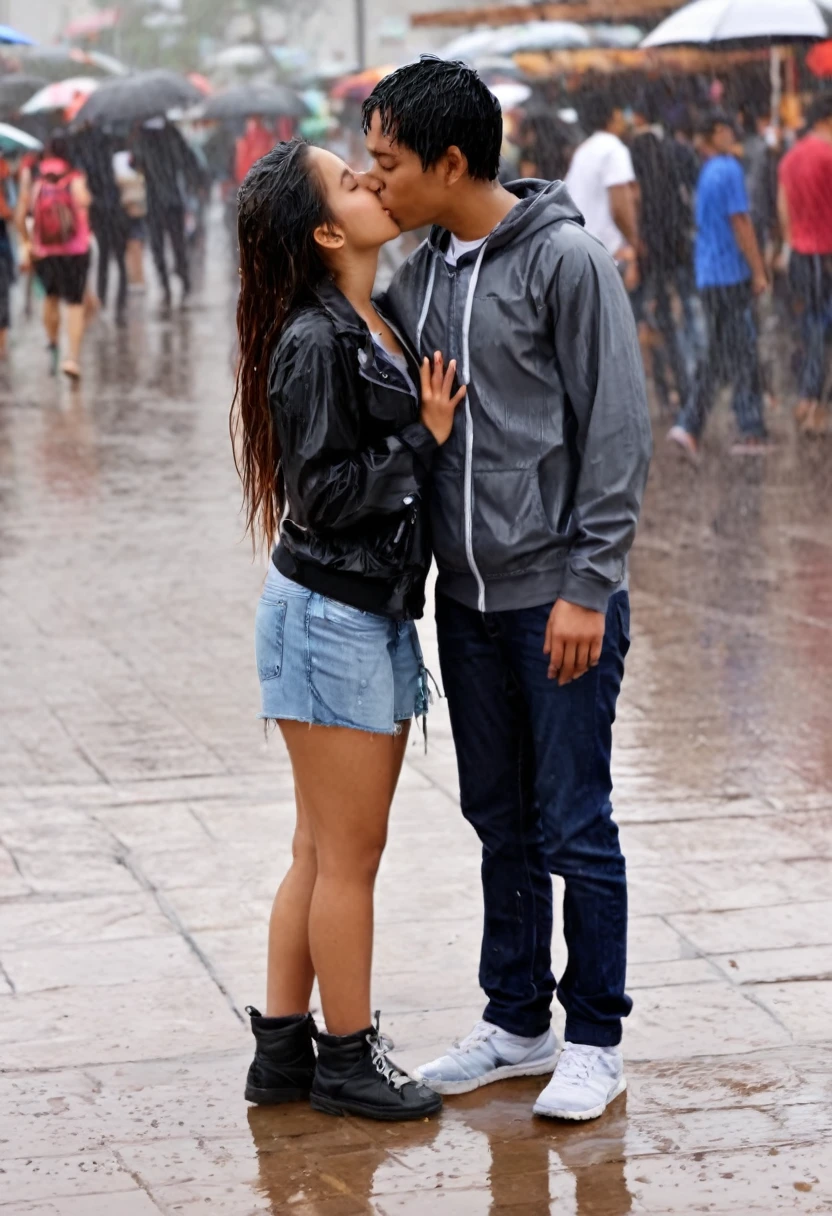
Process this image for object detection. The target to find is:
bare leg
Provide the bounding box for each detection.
[280,721,409,1036]
[62,304,85,377]
[43,296,60,346]
[126,239,146,286]
[265,785,317,1017]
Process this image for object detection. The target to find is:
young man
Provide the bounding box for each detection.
[363,57,652,1121]
[667,110,769,463]
[565,91,639,286]
[778,92,832,437]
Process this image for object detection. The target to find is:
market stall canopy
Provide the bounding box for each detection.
[412,1,678,29]
[0,74,46,112]
[21,76,99,115]
[641,0,832,46]
[0,25,35,46]
[515,44,768,75]
[71,70,202,127]
[198,84,308,121]
[0,120,41,152]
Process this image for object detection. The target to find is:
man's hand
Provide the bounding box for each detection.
[543,599,606,685]
[751,270,769,297]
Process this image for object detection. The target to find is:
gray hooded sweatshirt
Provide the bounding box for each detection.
[382,178,652,615]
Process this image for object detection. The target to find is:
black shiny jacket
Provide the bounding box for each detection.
[268,278,437,621]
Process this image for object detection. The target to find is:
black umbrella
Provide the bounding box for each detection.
[71,70,202,128]
[198,84,309,121]
[0,74,47,114]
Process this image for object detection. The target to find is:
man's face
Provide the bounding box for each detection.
[711,122,736,155]
[363,111,449,232]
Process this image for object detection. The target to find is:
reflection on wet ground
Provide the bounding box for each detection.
[0,224,830,1213]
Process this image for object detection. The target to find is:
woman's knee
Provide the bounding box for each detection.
[317,835,387,884]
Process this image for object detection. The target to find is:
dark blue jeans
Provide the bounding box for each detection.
[436,590,633,1047]
[676,282,767,439]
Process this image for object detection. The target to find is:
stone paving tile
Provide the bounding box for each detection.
[1,232,832,1213]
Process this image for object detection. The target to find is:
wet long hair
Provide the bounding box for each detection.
[231,138,333,550]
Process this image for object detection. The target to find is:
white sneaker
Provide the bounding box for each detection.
[412,1020,560,1096]
[533,1042,626,1121]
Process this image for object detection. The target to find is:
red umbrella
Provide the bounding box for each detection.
[807,40,832,75]
[331,65,395,103]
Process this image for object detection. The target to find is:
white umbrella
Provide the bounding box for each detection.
[641,0,832,46]
[438,28,515,61]
[641,0,832,122]
[490,82,532,112]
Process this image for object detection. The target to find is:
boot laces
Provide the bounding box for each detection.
[368,1013,410,1091]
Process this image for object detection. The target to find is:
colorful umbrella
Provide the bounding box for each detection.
[21,76,99,115]
[0,24,35,46]
[0,121,42,153]
[331,66,396,103]
[807,39,832,72]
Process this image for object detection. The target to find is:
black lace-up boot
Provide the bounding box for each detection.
[244,1006,317,1104]
[311,1013,443,1121]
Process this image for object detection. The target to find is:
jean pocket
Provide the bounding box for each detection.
[255,597,287,681]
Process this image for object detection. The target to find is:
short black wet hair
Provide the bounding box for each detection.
[578,91,620,134]
[362,55,502,182]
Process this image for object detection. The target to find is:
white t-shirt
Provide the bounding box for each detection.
[445,233,488,267]
[565,131,635,257]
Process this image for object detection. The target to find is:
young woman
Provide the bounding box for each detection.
[231,139,465,1121]
[17,135,92,380]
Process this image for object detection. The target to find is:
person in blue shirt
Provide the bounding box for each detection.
[668,110,769,462]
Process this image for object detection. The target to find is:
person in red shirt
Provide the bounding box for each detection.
[778,93,832,435]
[234,117,277,187]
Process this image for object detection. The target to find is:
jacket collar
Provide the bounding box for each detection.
[313,277,368,339]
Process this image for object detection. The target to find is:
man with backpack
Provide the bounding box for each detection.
[17,135,92,379]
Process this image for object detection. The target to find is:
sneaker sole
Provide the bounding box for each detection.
[533,1074,627,1122]
[413,1051,561,1096]
[310,1092,443,1122]
[244,1084,311,1105]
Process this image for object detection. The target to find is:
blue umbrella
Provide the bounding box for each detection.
[0,24,36,46]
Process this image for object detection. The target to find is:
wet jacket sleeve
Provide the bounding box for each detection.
[270,321,437,533]
[551,240,652,613]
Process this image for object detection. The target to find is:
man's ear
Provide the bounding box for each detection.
[443,146,469,187]
[313,221,344,252]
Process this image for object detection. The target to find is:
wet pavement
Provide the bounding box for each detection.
[1,226,831,1213]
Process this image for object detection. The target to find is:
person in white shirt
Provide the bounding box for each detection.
[566,93,639,280]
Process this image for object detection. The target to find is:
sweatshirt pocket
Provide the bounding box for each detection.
[471,467,565,578]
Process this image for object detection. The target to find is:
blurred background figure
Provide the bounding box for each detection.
[566,91,640,288]
[16,132,92,379]
[112,144,148,290]
[132,118,201,308]
[74,125,128,324]
[0,153,15,360]
[778,92,832,438]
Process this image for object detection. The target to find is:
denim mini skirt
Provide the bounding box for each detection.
[255,565,428,735]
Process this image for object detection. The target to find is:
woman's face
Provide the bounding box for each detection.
[309,146,400,254]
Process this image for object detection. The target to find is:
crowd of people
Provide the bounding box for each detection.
[547,86,832,457]
[0,118,204,378]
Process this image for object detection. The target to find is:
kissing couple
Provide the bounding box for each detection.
[231,55,652,1124]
